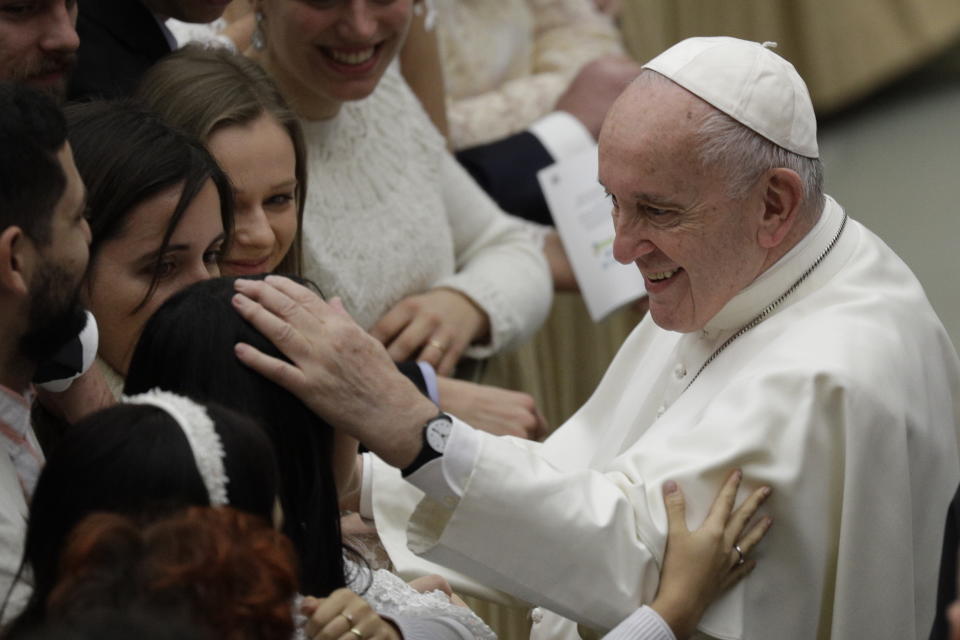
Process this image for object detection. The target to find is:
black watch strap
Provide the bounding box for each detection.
[401,412,452,477]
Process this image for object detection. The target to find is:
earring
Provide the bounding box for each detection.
[252,11,266,51]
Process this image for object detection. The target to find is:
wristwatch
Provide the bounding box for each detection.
[401,412,453,477]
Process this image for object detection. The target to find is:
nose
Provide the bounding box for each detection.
[338,0,378,40]
[40,1,80,54]
[233,207,274,253]
[611,211,656,265]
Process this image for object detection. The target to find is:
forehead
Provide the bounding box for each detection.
[598,81,708,198]
[206,116,296,183]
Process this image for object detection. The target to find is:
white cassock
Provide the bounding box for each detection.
[370,197,960,639]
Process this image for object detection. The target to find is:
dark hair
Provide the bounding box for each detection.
[137,45,306,276]
[46,507,297,640]
[12,609,206,640]
[64,100,234,310]
[5,400,279,636]
[124,275,347,597]
[0,84,67,244]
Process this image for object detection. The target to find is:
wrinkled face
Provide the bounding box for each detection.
[260,0,414,114]
[144,0,233,24]
[0,0,79,97]
[20,143,91,361]
[86,180,225,375]
[598,81,767,333]
[206,114,297,276]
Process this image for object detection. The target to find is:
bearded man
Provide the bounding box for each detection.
[0,83,90,618]
[229,37,960,640]
[0,0,78,98]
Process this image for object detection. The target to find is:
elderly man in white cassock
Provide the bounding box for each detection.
[229,37,960,640]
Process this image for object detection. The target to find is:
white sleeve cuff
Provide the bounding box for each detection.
[405,418,480,503]
[416,361,440,405]
[359,452,375,520]
[602,606,677,640]
[529,111,595,161]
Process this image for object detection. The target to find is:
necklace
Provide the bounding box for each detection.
[684,212,848,392]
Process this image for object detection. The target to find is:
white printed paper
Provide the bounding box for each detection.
[538,146,646,321]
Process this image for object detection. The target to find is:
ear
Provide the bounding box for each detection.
[755,168,805,250]
[0,226,34,298]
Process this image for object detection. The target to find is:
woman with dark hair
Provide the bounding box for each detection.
[65,100,235,392]
[4,392,278,636]
[3,392,405,640]
[124,277,498,639]
[125,276,347,601]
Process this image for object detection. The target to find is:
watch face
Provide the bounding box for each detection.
[426,417,452,452]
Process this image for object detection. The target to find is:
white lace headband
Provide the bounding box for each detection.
[121,389,229,507]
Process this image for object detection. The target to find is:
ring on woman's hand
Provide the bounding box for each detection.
[349,628,364,639]
[339,612,354,625]
[734,544,745,566]
[427,339,447,353]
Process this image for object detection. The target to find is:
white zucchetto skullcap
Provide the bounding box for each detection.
[642,36,819,158]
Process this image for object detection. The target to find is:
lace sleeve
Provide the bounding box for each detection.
[349,564,496,640]
[442,0,624,149]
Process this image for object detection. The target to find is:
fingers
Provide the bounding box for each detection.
[432,336,467,377]
[724,484,772,549]
[661,480,689,536]
[304,589,385,640]
[370,304,412,347]
[720,557,757,592]
[407,574,453,597]
[703,469,742,531]
[234,340,306,393]
[733,512,773,558]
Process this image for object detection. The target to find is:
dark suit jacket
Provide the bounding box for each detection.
[68,0,172,101]
[455,131,556,226]
[929,483,960,639]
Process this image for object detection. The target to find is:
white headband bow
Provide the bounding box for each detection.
[122,389,229,507]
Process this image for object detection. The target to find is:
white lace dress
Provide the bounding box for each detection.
[293,560,496,640]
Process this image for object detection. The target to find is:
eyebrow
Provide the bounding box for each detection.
[137,232,226,265]
[631,192,685,209]
[233,179,298,196]
[597,181,684,210]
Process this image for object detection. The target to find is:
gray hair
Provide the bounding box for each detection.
[634,69,825,214]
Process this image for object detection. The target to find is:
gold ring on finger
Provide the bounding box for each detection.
[349,628,364,640]
[428,339,447,352]
[734,544,745,566]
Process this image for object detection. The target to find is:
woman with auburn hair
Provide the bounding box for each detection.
[45,507,298,640]
[2,393,410,640]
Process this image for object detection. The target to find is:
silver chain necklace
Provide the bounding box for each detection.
[684,212,848,392]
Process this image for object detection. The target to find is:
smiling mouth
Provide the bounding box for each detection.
[321,46,377,66]
[647,268,681,282]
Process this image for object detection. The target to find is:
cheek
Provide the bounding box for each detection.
[272,211,298,256]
